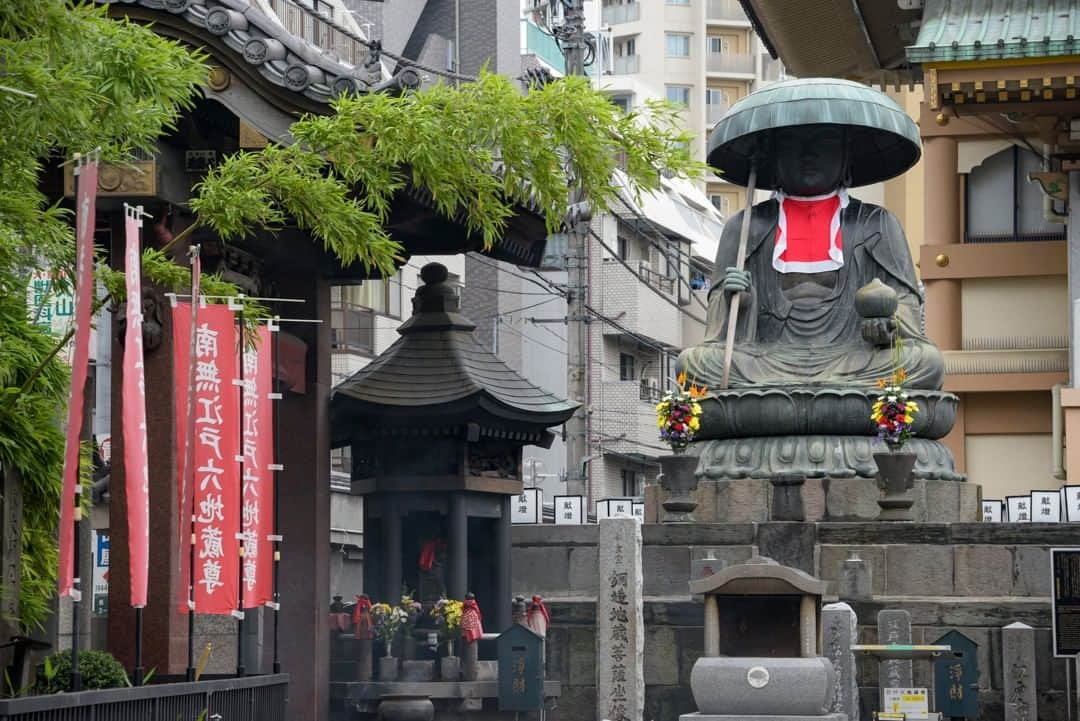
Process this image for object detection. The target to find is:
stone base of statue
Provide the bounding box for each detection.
[649,474,979,523]
[694,435,959,481]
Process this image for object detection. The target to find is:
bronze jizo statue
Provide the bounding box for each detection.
[678,79,960,484]
[680,124,944,389]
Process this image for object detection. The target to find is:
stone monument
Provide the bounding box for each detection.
[876,609,913,695]
[822,603,859,721]
[1003,622,1037,721]
[674,78,963,520]
[597,518,644,721]
[680,555,844,721]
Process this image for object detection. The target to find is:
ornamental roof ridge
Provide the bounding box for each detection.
[99,0,404,106]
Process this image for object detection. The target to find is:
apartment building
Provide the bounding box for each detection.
[592,0,785,217]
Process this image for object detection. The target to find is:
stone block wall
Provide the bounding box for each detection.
[512,523,1072,721]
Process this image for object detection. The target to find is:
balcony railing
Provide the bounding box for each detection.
[612,55,640,75]
[707,52,755,74]
[639,383,664,402]
[0,674,289,721]
[706,0,749,22]
[602,2,640,25]
[638,261,675,294]
[266,0,372,67]
[707,102,730,125]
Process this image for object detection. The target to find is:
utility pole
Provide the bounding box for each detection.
[555,0,591,499]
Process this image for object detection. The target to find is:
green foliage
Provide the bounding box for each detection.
[1,3,701,636]
[194,72,706,276]
[0,0,206,630]
[33,649,128,694]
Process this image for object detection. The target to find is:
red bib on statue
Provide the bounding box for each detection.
[772,190,848,273]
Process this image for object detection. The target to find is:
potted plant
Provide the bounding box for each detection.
[430,598,463,680]
[654,373,705,522]
[871,356,921,521]
[371,602,407,681]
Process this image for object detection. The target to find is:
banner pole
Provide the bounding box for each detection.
[132,607,144,686]
[271,317,282,674]
[183,246,201,682]
[235,298,246,678]
[70,485,82,692]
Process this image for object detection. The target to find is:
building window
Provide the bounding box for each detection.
[965,145,1066,243]
[621,469,642,498]
[665,85,691,106]
[666,0,690,4]
[708,35,733,54]
[709,193,731,215]
[334,272,402,318]
[619,353,636,381]
[610,94,632,113]
[665,33,691,57]
[617,236,629,260]
[616,37,636,57]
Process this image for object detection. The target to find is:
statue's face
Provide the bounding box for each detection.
[774,126,846,196]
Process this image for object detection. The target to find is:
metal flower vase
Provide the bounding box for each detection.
[875,444,916,521]
[659,453,699,523]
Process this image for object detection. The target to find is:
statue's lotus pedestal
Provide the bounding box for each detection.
[644,388,979,523]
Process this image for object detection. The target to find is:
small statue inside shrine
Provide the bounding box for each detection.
[526,595,549,639]
[461,592,484,644]
[353,594,374,640]
[417,538,447,609]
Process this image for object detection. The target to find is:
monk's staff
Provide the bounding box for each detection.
[720,164,757,389]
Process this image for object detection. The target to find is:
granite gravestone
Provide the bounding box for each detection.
[822,602,859,721]
[597,518,643,721]
[877,609,913,696]
[1003,622,1037,721]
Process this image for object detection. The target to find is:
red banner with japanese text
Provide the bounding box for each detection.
[240,327,274,607]
[58,156,98,599]
[122,206,150,608]
[171,303,239,614]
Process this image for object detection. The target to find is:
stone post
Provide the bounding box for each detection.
[596,518,643,721]
[822,602,859,721]
[1003,622,1037,721]
[838,550,872,601]
[876,608,912,706]
[462,638,479,682]
[703,594,719,657]
[799,595,817,657]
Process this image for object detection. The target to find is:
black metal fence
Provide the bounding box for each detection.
[0,674,288,721]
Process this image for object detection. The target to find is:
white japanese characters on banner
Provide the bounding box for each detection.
[240,327,274,607]
[172,303,239,614]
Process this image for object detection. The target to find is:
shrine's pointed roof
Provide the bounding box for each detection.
[331,263,577,431]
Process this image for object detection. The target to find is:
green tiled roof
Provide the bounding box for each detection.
[908,0,1080,63]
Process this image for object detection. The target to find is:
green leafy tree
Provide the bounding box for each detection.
[1,1,701,631]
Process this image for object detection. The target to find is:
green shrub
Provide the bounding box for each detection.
[34,650,128,694]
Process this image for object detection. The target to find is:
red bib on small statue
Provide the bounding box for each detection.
[772,189,849,273]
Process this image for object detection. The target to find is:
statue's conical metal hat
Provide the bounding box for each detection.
[707,78,921,189]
